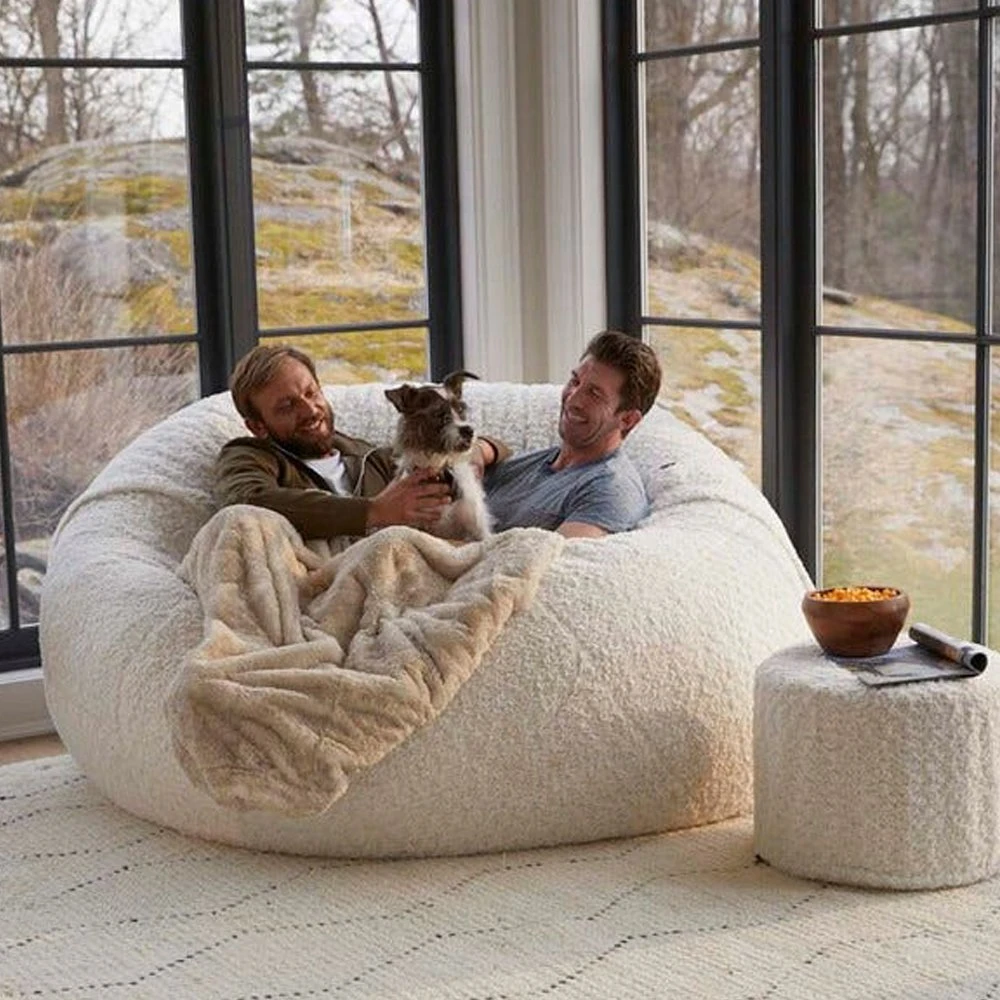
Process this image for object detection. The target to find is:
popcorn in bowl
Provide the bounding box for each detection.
[802,585,910,657]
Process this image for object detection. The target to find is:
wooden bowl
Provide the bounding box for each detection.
[801,586,910,657]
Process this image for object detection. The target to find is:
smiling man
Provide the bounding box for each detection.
[214,344,507,540]
[484,330,662,538]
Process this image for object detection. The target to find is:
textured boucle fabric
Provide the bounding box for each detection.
[754,644,1000,889]
[41,382,812,858]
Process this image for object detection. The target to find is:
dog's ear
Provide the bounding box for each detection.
[441,370,479,399]
[385,384,419,413]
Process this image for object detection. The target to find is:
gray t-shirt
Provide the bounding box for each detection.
[484,445,648,533]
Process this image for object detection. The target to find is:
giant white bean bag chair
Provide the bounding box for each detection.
[41,381,812,857]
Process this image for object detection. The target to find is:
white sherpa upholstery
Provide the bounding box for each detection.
[754,644,1000,889]
[41,382,812,858]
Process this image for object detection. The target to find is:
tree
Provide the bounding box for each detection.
[643,0,759,253]
[246,0,420,181]
[34,0,67,145]
[0,0,174,172]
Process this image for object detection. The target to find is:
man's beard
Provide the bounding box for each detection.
[273,401,337,459]
[559,406,616,452]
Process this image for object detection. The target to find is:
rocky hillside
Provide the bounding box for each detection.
[648,220,983,633]
[0,136,427,382]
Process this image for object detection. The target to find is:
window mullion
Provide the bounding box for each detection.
[973,5,994,642]
[0,349,21,634]
[602,0,640,334]
[760,0,819,579]
[420,0,464,379]
[183,0,258,393]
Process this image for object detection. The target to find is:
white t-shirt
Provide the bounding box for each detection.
[305,451,352,497]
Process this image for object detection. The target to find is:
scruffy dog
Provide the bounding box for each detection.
[385,371,493,542]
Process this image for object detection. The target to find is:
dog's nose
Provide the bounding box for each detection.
[458,425,474,444]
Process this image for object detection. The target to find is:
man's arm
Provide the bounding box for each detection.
[556,521,609,539]
[214,439,452,540]
[469,434,511,478]
[551,464,647,538]
[214,439,375,538]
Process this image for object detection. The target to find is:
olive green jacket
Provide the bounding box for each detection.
[213,431,511,541]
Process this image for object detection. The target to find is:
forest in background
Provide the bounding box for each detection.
[645,0,980,326]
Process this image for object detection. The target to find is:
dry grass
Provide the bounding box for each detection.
[1,247,196,540]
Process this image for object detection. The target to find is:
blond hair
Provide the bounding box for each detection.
[229,344,318,421]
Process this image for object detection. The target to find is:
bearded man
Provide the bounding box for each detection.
[214,344,508,540]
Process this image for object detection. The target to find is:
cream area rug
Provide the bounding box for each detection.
[4,756,1000,1000]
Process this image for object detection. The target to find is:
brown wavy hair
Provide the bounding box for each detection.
[582,330,661,415]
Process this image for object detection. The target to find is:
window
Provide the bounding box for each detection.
[606,2,763,482]
[0,0,460,672]
[606,0,1000,641]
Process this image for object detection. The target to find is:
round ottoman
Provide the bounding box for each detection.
[754,643,1000,889]
[41,381,812,858]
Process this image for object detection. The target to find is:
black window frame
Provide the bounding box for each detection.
[604,0,999,642]
[0,0,463,672]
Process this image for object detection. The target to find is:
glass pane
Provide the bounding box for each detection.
[0,0,181,59]
[643,53,760,323]
[642,0,758,51]
[0,77,194,345]
[6,342,199,625]
[248,69,425,332]
[821,337,974,637]
[0,463,9,630]
[647,325,761,485]
[820,21,978,330]
[264,328,428,385]
[822,1,974,26]
[245,0,418,64]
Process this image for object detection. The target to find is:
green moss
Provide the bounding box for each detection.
[842,294,975,334]
[0,174,187,223]
[257,284,420,329]
[914,398,974,431]
[124,282,194,334]
[356,181,385,203]
[17,180,88,221]
[251,172,283,202]
[390,238,423,276]
[924,435,974,481]
[256,219,329,264]
[309,167,343,184]
[714,406,747,428]
[651,327,754,410]
[126,219,192,268]
[271,328,427,380]
[117,175,189,214]
[711,369,752,410]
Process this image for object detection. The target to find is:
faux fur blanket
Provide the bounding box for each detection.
[167,505,564,816]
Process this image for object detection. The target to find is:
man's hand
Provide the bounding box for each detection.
[366,470,452,531]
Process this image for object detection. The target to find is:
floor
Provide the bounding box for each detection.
[0,733,65,765]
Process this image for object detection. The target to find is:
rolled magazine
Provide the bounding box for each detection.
[908,622,988,673]
[830,622,991,687]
